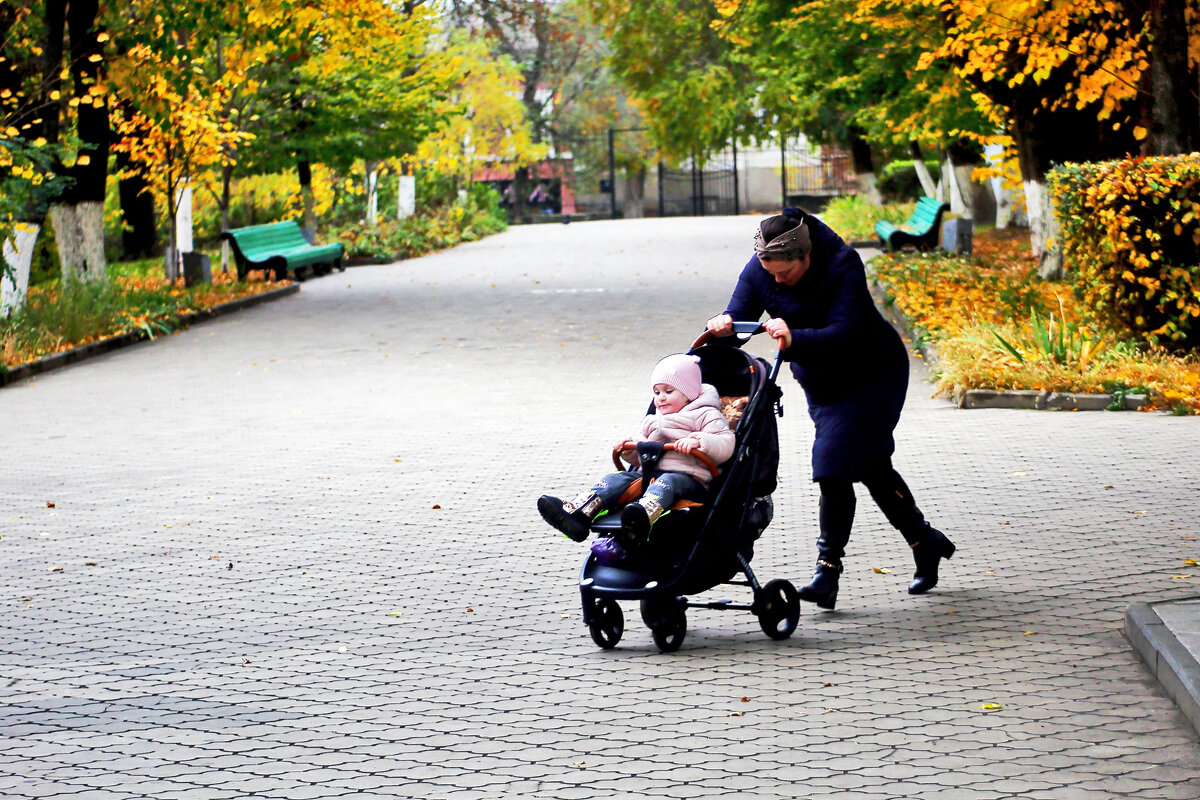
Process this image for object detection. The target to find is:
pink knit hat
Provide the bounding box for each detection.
[650,354,703,401]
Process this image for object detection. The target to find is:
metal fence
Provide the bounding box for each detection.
[507,130,856,221]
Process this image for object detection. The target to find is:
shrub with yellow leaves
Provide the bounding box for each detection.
[1049,154,1200,350]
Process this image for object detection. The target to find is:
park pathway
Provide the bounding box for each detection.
[2,216,1199,799]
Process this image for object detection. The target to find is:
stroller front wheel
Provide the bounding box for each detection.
[589,598,624,649]
[756,579,800,640]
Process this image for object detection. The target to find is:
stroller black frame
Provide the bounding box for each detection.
[577,323,801,652]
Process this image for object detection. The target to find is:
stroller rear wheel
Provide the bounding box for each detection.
[588,598,624,649]
[642,597,688,652]
[650,613,687,653]
[756,579,800,640]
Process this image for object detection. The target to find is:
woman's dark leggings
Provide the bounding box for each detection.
[816,461,928,564]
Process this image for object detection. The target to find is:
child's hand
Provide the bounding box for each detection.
[673,437,700,454]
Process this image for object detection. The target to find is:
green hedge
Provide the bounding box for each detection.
[1050,154,1200,349]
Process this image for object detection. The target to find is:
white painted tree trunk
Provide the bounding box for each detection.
[942,157,967,217]
[1,223,39,314]
[953,163,978,219]
[49,201,106,284]
[985,143,1012,228]
[1024,177,1064,279]
[365,162,379,227]
[855,171,882,204]
[912,158,936,197]
[397,174,415,220]
[175,182,193,254]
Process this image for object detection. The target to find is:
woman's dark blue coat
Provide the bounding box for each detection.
[722,214,909,482]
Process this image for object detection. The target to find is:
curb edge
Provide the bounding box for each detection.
[1125,599,1200,739]
[0,283,300,389]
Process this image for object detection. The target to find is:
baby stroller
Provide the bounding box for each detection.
[578,323,800,652]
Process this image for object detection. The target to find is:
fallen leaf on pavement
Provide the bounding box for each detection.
[873,567,892,574]
[85,562,97,567]
[432,504,441,509]
[1184,559,1198,566]
[728,712,744,717]
[46,502,55,508]
[981,703,1002,711]
[1170,574,1192,580]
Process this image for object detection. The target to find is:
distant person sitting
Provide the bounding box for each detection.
[529,183,555,214]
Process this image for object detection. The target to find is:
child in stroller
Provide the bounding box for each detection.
[537,353,736,563]
[556,326,801,652]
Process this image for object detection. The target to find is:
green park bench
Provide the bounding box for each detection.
[874,196,951,252]
[221,221,345,281]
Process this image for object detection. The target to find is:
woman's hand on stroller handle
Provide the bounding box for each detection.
[612,440,719,477]
[694,318,786,350]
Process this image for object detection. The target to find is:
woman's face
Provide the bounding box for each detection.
[759,252,811,286]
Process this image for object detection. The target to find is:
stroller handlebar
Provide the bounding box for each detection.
[690,321,786,351]
[612,441,720,477]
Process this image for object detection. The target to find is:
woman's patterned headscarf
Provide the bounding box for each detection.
[753,215,811,259]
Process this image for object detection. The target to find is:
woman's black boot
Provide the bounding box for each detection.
[798,559,842,609]
[799,481,855,609]
[907,525,955,594]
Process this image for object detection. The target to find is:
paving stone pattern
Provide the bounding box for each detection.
[2,217,1199,799]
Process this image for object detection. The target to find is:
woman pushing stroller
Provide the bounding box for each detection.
[706,207,956,609]
[537,353,735,558]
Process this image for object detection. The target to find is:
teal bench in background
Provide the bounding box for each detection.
[221,221,345,281]
[874,197,951,252]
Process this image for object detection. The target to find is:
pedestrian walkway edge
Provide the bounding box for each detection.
[1125,599,1200,738]
[0,283,299,388]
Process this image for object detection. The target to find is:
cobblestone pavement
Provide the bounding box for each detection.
[3,216,1200,800]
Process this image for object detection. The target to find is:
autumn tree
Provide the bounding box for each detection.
[447,0,607,221]
[585,0,755,161]
[917,0,1194,276]
[237,0,454,230]
[416,33,546,194]
[1,0,114,312]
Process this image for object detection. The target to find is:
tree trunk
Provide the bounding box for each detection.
[908,141,936,197]
[365,160,379,227]
[1147,0,1200,154]
[1012,121,1063,279]
[621,164,647,218]
[49,202,106,284]
[941,153,967,217]
[946,141,996,224]
[297,159,317,230]
[220,163,233,273]
[174,181,194,254]
[397,172,416,220]
[848,128,882,204]
[1,224,40,314]
[117,167,157,259]
[51,0,109,283]
[512,165,532,224]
